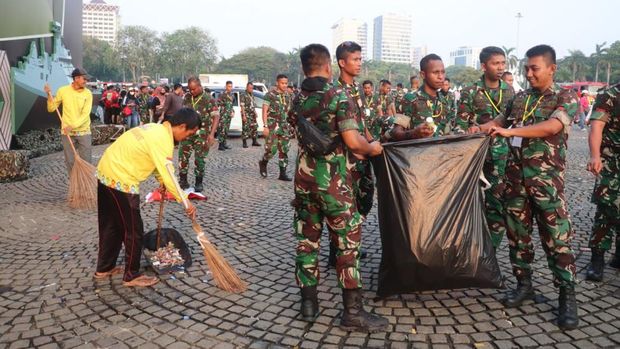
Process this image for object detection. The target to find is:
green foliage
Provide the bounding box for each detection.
[445,65,481,87]
[82,37,122,81]
[159,26,218,82]
[216,47,287,86]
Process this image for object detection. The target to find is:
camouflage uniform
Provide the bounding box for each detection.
[178,92,219,177]
[499,84,578,287]
[362,93,383,140]
[289,77,363,289]
[456,77,515,248]
[262,89,292,169]
[379,92,395,117]
[394,89,406,113]
[395,85,454,136]
[589,84,620,251]
[240,90,258,140]
[137,93,150,124]
[337,78,374,217]
[217,91,234,144]
[441,90,457,119]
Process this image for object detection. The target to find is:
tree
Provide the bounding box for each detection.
[561,50,588,82]
[591,42,608,83]
[159,27,218,83]
[116,26,159,82]
[357,60,418,87]
[216,46,287,85]
[445,65,480,87]
[502,46,519,72]
[82,36,122,81]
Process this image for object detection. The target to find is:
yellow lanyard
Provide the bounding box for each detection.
[365,95,373,108]
[483,88,502,114]
[191,94,203,109]
[522,94,544,123]
[431,101,443,118]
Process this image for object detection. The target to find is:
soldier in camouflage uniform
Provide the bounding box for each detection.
[289,43,387,332]
[137,85,151,124]
[392,54,452,140]
[258,74,293,181]
[456,46,515,248]
[440,78,457,119]
[240,82,260,148]
[361,80,384,140]
[585,83,620,281]
[217,81,234,150]
[394,83,406,113]
[477,45,579,330]
[178,77,220,192]
[378,80,396,117]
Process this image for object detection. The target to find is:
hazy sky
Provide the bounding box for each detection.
[107,0,618,63]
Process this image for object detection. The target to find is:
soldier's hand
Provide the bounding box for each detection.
[413,124,434,138]
[587,156,603,175]
[490,126,511,138]
[262,128,269,138]
[368,141,383,157]
[206,134,216,147]
[185,201,197,220]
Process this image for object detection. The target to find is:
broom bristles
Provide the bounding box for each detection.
[199,237,247,293]
[67,156,97,210]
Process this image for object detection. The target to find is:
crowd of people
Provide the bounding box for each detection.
[45,40,619,334]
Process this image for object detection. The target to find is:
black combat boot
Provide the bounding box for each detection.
[179,173,189,190]
[557,284,579,330]
[503,275,535,308]
[586,248,605,281]
[218,142,226,151]
[194,176,204,193]
[340,289,389,333]
[609,242,620,269]
[300,286,319,322]
[259,159,268,178]
[278,167,292,181]
[242,139,248,148]
[252,137,261,146]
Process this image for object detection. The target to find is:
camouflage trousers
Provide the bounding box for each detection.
[352,160,374,217]
[242,112,258,140]
[178,131,210,177]
[217,112,233,143]
[293,186,363,289]
[504,160,576,287]
[483,136,509,248]
[262,124,290,168]
[589,154,620,251]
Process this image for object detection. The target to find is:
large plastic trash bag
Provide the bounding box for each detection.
[371,134,502,297]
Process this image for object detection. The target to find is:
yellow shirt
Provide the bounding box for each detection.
[96,123,187,202]
[47,84,92,136]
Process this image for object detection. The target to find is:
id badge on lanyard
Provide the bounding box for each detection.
[510,122,523,148]
[364,108,371,117]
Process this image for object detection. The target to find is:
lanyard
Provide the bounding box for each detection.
[522,94,544,122]
[483,88,503,115]
[191,94,203,109]
[365,95,373,108]
[431,100,443,118]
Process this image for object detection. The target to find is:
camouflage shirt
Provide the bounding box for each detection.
[455,77,515,133]
[361,93,381,131]
[336,78,365,134]
[440,90,457,121]
[137,94,150,116]
[183,91,219,134]
[589,83,620,152]
[399,89,418,116]
[264,89,292,135]
[217,91,234,117]
[394,89,406,113]
[288,77,359,189]
[501,84,578,176]
[394,85,453,135]
[379,92,395,116]
[239,91,256,116]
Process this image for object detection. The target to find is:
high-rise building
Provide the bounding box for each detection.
[331,18,368,61]
[449,46,482,69]
[372,13,412,64]
[411,46,428,70]
[82,0,120,45]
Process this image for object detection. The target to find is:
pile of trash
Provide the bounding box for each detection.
[143,242,185,269]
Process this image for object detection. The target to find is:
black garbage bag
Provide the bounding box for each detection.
[371,134,502,297]
[143,228,193,273]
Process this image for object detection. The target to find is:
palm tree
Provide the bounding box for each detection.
[502,46,519,72]
[564,50,588,82]
[591,42,608,82]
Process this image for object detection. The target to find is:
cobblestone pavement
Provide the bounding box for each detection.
[1,127,619,349]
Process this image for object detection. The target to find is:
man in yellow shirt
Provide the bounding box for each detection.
[44,68,93,174]
[95,108,198,287]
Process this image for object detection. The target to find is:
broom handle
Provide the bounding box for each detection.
[156,187,166,250]
[47,91,79,156]
[164,162,209,246]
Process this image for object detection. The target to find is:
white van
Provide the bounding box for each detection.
[209,87,265,135]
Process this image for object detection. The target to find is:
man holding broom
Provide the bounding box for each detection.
[94,108,198,287]
[44,68,93,173]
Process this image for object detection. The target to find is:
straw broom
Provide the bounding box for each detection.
[47,91,97,210]
[165,162,247,293]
